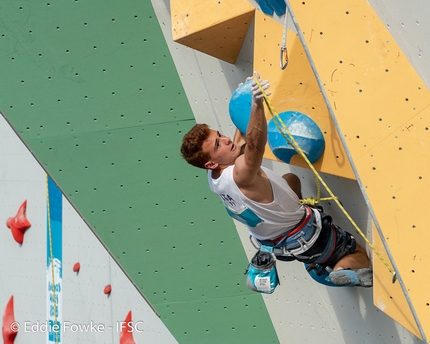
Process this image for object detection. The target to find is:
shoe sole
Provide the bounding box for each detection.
[328,268,373,287]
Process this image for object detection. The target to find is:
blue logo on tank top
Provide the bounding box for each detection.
[219,193,263,227]
[225,207,263,227]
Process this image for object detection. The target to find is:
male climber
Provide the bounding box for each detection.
[180,72,372,287]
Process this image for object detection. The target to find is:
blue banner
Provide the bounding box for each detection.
[46,176,62,343]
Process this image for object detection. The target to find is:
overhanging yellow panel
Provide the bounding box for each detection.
[254,11,354,179]
[170,0,254,63]
[288,0,430,338]
[373,224,421,338]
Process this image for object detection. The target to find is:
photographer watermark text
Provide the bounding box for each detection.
[10,320,144,333]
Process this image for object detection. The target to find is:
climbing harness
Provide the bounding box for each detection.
[251,207,337,265]
[254,206,321,260]
[280,9,289,70]
[253,77,396,282]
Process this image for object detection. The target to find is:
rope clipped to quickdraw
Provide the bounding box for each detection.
[254,78,397,282]
[47,176,60,344]
[280,9,289,70]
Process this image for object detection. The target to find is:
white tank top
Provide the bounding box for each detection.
[208,165,306,240]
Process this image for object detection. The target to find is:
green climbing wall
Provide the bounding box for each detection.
[0,0,278,343]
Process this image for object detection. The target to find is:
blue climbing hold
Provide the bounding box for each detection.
[229,80,253,135]
[267,111,325,164]
[255,0,287,16]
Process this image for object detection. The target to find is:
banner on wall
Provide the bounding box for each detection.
[46,176,62,343]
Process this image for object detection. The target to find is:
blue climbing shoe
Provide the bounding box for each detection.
[327,268,373,287]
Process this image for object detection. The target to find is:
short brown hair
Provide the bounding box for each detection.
[180,123,211,169]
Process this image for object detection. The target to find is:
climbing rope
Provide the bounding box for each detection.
[254,78,396,281]
[47,176,60,344]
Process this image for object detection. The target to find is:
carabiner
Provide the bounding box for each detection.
[280,47,289,70]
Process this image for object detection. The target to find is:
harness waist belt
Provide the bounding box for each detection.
[264,206,312,244]
[258,207,323,259]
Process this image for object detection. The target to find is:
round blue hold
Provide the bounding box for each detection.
[268,111,325,164]
[229,80,253,135]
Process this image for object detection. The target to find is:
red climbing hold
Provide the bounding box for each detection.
[104,284,112,296]
[2,296,17,344]
[6,200,31,244]
[119,311,136,344]
[73,262,81,273]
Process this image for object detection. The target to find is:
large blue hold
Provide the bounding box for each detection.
[229,84,325,164]
[255,0,286,16]
[267,111,325,164]
[229,80,253,135]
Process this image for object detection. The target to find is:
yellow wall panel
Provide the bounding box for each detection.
[373,223,421,338]
[171,0,254,63]
[287,0,430,339]
[254,11,355,179]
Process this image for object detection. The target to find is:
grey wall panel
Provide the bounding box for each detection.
[369,0,430,88]
[0,114,177,344]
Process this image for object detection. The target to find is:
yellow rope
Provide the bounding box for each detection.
[47,175,59,343]
[254,78,395,276]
